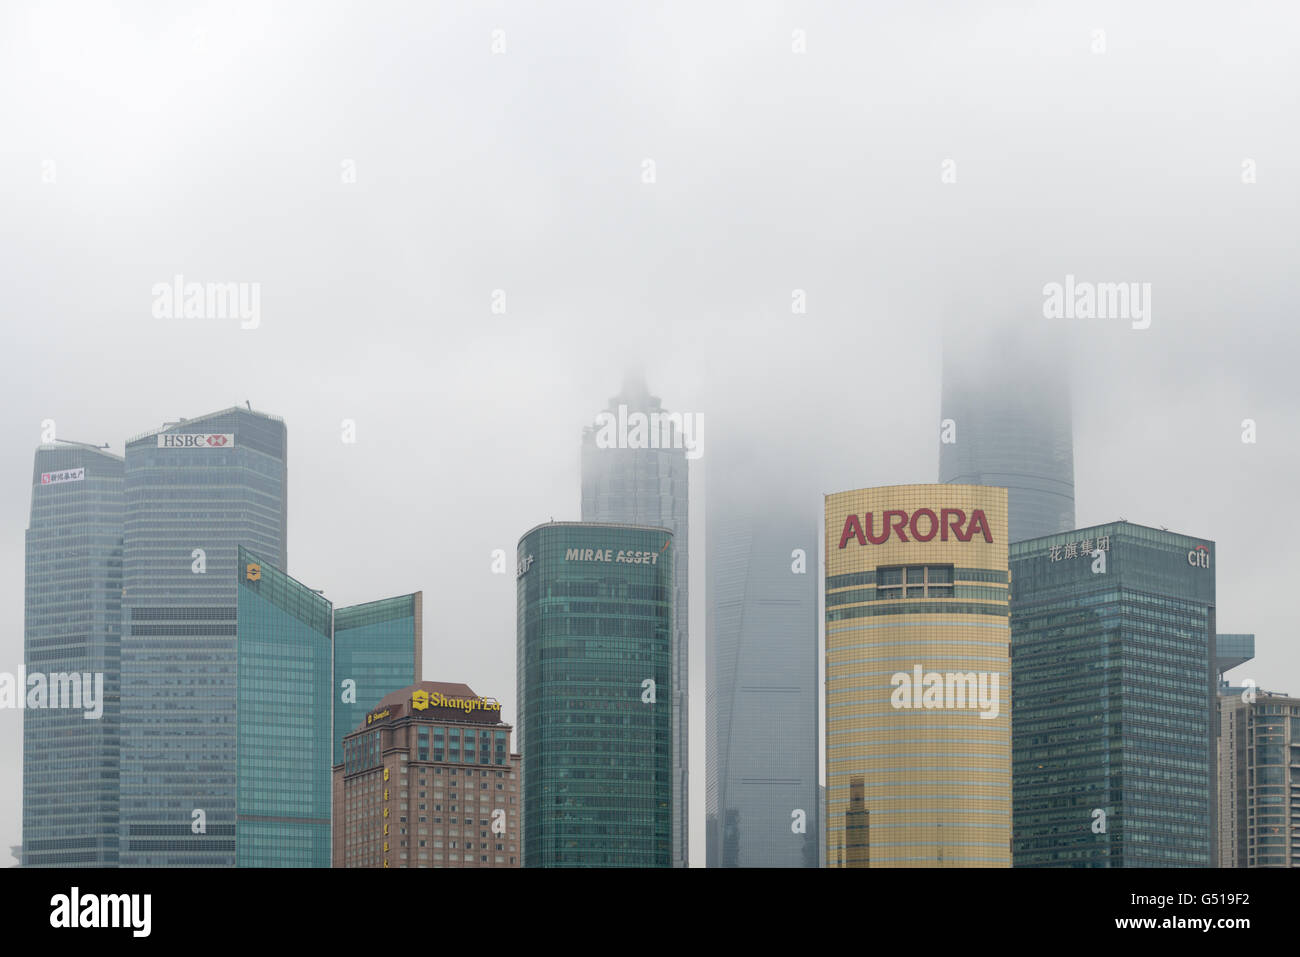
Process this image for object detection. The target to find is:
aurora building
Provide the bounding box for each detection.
[825,485,1011,867]
[517,522,674,867]
[22,443,124,867]
[1010,522,1217,867]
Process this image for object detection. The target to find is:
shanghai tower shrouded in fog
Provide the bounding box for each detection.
[938,325,1075,543]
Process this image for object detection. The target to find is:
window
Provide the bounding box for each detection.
[876,564,954,599]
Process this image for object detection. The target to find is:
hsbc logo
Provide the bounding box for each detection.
[1188,545,1211,569]
[157,433,235,449]
[838,508,993,548]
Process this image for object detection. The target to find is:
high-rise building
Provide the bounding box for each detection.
[119,407,288,867]
[825,485,1011,867]
[235,547,332,867]
[1010,522,1217,867]
[333,594,423,767]
[938,330,1075,542]
[22,443,123,867]
[1217,689,1299,868]
[706,483,819,868]
[333,682,521,868]
[517,522,674,867]
[581,374,690,867]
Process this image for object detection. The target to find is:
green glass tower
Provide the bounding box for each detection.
[235,546,333,867]
[517,522,674,867]
[332,594,422,767]
[1010,521,1217,867]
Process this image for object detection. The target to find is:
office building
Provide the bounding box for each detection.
[1011,522,1217,866]
[119,407,288,867]
[235,547,333,867]
[333,594,423,767]
[825,485,1011,867]
[706,479,818,867]
[22,443,123,866]
[1217,689,1300,867]
[517,521,674,867]
[581,374,690,867]
[333,682,520,868]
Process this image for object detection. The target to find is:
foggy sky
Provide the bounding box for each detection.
[2,1,1297,864]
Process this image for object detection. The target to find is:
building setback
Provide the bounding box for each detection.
[119,407,288,867]
[706,489,819,867]
[22,443,124,867]
[517,522,674,867]
[825,485,1012,867]
[581,374,690,867]
[235,548,333,867]
[1011,522,1217,867]
[1217,690,1300,868]
[334,682,520,867]
[333,593,423,767]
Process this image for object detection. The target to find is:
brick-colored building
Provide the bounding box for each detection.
[333,681,521,867]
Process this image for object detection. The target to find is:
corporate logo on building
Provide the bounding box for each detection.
[564,547,664,565]
[157,433,235,449]
[366,708,391,725]
[838,508,993,548]
[40,468,84,486]
[245,563,261,581]
[516,554,534,578]
[412,689,502,715]
[1188,545,1211,569]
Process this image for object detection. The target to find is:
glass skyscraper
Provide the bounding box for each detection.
[1010,521,1217,866]
[1217,690,1300,868]
[23,442,123,867]
[938,329,1075,543]
[581,374,690,867]
[706,488,819,868]
[332,593,422,768]
[119,406,288,867]
[517,522,674,867]
[235,547,332,867]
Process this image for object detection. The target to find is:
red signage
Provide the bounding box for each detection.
[838,508,993,548]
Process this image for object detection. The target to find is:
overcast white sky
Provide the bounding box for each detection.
[2,1,1297,864]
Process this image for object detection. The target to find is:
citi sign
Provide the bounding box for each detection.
[157,433,235,449]
[838,508,994,548]
[1188,545,1211,569]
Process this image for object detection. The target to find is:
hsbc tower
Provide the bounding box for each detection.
[825,484,1012,867]
[118,406,288,867]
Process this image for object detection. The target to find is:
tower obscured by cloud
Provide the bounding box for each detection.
[581,373,690,868]
[939,325,1075,543]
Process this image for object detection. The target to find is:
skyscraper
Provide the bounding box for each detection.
[825,485,1012,867]
[1217,689,1299,868]
[581,374,690,867]
[333,593,423,767]
[706,474,819,868]
[517,522,674,867]
[23,442,123,867]
[1010,522,1217,867]
[119,407,288,867]
[938,328,1075,543]
[235,547,333,867]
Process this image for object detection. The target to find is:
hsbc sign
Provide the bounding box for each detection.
[839,508,994,548]
[157,433,235,449]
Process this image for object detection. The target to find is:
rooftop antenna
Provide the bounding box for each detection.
[54,439,110,451]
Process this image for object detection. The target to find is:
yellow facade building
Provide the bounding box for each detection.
[825,485,1011,866]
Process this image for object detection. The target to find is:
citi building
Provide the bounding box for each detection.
[825,485,1011,867]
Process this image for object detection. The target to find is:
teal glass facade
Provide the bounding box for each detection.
[23,444,123,866]
[235,547,332,867]
[517,522,674,867]
[1010,522,1217,866]
[332,594,422,767]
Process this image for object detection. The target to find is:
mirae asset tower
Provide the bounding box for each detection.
[825,485,1011,867]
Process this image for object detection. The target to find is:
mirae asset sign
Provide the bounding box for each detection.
[157,433,234,449]
[838,507,994,547]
